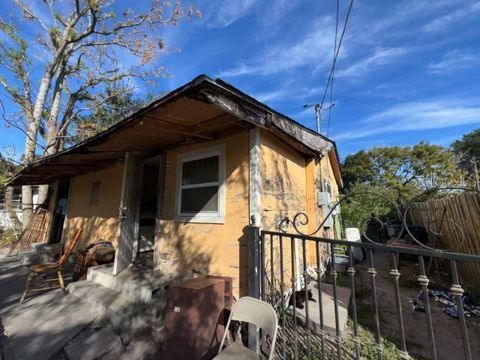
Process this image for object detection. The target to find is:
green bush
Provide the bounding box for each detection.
[0,228,17,248]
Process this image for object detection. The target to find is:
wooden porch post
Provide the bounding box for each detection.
[248,127,262,350]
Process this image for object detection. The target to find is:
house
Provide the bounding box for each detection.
[8,75,342,297]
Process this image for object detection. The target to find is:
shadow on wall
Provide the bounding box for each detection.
[261,142,306,231]
[65,216,119,249]
[155,221,212,277]
[155,133,250,297]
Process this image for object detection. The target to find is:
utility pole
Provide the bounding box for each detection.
[314,104,321,133]
[303,103,335,134]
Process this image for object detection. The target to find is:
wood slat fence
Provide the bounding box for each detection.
[409,192,480,292]
[8,207,51,254]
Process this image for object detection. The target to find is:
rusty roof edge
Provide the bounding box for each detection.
[8,74,341,186]
[210,78,336,143]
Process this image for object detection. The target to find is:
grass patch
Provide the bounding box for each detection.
[343,320,412,360]
[0,228,17,249]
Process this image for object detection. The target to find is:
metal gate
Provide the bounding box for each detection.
[253,189,480,360]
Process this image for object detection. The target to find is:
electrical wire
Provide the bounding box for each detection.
[319,0,354,134]
[327,0,340,136]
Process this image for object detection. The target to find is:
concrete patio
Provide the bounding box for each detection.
[0,250,164,359]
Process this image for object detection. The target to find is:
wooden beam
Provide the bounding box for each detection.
[187,113,236,133]
[44,163,105,168]
[270,114,332,155]
[192,90,267,128]
[194,88,333,156]
[142,115,214,140]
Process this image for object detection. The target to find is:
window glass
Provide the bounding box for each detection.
[182,156,219,185]
[180,186,219,213]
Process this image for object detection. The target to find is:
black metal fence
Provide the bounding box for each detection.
[255,229,480,360]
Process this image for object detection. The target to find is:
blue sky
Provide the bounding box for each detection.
[1,0,480,159]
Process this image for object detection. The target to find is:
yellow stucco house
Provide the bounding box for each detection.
[10,75,342,297]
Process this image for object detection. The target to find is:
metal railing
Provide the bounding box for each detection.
[258,230,480,360]
[251,189,480,360]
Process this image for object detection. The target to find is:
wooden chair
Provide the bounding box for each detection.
[20,229,83,304]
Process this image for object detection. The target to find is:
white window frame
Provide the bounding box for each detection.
[175,144,226,224]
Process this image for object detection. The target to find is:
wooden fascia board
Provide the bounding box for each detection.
[328,150,344,189]
[192,89,268,128]
[270,114,332,155]
[194,87,333,157]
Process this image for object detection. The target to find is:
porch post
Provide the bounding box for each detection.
[246,218,261,351]
[248,126,262,351]
[246,219,261,299]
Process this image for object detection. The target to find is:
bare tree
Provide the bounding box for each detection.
[0,0,200,226]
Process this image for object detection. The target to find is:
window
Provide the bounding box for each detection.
[176,145,225,223]
[89,181,100,206]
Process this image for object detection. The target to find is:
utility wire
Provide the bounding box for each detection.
[327,0,340,136]
[319,0,354,133]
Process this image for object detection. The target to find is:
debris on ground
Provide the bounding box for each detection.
[411,288,480,323]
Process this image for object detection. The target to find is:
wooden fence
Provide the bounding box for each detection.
[409,192,480,292]
[8,207,51,254]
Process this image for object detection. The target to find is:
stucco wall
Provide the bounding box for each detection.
[258,130,341,284]
[155,131,250,296]
[63,163,124,248]
[259,129,307,230]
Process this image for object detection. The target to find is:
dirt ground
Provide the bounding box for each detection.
[349,250,480,360]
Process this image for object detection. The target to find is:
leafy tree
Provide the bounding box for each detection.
[340,183,397,236]
[71,82,151,144]
[342,142,460,202]
[452,129,480,189]
[0,0,200,225]
[0,155,16,194]
[340,143,461,241]
[0,156,21,229]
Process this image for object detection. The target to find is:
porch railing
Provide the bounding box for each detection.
[247,189,480,360]
[256,230,480,360]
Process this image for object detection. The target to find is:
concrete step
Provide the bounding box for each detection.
[67,280,166,339]
[87,263,156,303]
[67,280,130,318]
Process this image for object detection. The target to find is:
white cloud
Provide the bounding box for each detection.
[335,47,408,79]
[254,89,290,103]
[207,0,257,28]
[333,99,480,140]
[217,16,336,77]
[422,2,480,33]
[253,85,322,103]
[427,49,479,74]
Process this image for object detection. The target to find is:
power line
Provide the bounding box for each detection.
[319,0,355,133]
[327,0,340,136]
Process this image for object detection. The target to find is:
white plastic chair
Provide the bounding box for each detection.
[214,296,278,360]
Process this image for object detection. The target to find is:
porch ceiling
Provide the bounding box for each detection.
[9,75,339,186]
[9,97,250,185]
